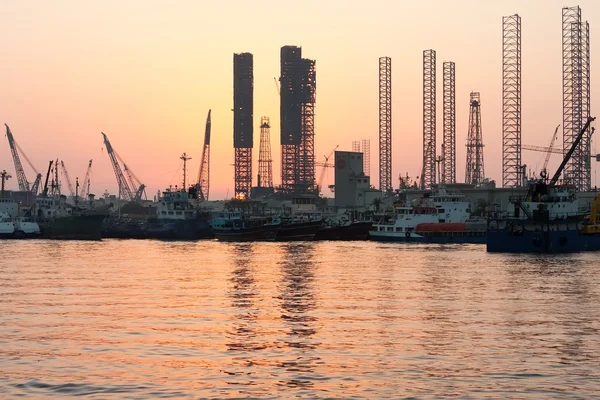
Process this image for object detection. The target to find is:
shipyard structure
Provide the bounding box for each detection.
[280,46,317,194]
[233,52,254,200]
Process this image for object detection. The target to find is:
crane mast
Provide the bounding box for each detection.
[60,160,76,197]
[550,117,595,186]
[5,124,30,192]
[101,132,135,201]
[197,110,211,201]
[81,160,93,198]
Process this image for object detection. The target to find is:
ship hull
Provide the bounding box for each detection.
[487,219,600,253]
[214,224,280,242]
[370,231,486,244]
[276,220,322,241]
[315,222,373,241]
[39,214,106,240]
[102,218,214,240]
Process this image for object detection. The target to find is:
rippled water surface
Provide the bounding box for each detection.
[1,240,600,398]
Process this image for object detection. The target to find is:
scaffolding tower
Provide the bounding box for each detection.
[422,50,436,190]
[502,14,522,188]
[233,52,253,199]
[258,116,273,188]
[562,6,591,191]
[280,46,316,193]
[351,140,371,177]
[442,61,456,184]
[465,92,485,185]
[379,57,392,193]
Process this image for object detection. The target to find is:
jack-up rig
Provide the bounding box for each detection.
[101,132,146,202]
[5,124,42,195]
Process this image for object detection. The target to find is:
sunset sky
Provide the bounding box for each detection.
[1,0,599,199]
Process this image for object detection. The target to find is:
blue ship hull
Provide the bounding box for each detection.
[487,219,600,253]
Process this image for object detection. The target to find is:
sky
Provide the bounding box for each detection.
[1,0,599,199]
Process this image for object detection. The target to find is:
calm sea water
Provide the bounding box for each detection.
[1,240,599,399]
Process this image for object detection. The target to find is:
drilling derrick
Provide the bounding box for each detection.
[562,6,591,191]
[502,14,522,188]
[422,50,436,190]
[442,61,456,184]
[258,116,273,188]
[378,57,392,192]
[233,53,254,200]
[279,46,316,193]
[465,92,485,185]
[197,110,211,201]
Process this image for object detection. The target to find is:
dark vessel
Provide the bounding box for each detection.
[102,187,213,240]
[35,196,107,240]
[276,219,323,241]
[212,211,280,242]
[487,116,600,253]
[315,221,373,241]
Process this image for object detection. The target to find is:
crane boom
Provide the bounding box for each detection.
[543,125,560,172]
[550,117,595,186]
[81,160,93,198]
[197,110,211,201]
[60,160,76,197]
[5,124,30,191]
[317,145,339,193]
[101,132,135,201]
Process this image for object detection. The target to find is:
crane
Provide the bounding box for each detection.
[196,110,211,201]
[81,160,93,198]
[317,145,339,194]
[4,124,42,195]
[101,132,145,202]
[550,117,595,186]
[59,160,76,197]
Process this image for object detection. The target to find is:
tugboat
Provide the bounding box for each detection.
[212,211,280,242]
[369,189,486,243]
[487,116,600,253]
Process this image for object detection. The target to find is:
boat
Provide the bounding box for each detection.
[276,218,323,241]
[212,211,281,242]
[102,186,213,240]
[314,214,373,241]
[0,201,41,239]
[35,195,108,240]
[487,116,600,253]
[369,189,485,243]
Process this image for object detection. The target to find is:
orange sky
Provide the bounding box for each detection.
[1,0,599,199]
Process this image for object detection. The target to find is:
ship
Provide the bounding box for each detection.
[370,189,486,243]
[487,116,599,253]
[212,211,281,242]
[314,214,373,241]
[0,210,41,239]
[35,195,108,240]
[276,218,323,241]
[102,186,213,240]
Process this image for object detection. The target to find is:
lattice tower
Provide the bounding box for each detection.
[442,61,456,184]
[233,52,253,199]
[422,50,436,189]
[258,117,273,188]
[465,92,485,185]
[502,14,522,188]
[361,139,370,177]
[378,57,392,193]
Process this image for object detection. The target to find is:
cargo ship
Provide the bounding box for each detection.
[370,189,485,243]
[487,116,600,253]
[212,211,280,242]
[35,195,107,240]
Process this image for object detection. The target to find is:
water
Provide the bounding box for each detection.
[1,240,599,398]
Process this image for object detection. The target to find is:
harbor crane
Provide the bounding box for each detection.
[59,160,76,197]
[101,132,146,202]
[81,160,93,198]
[196,110,211,201]
[549,117,595,186]
[316,145,339,194]
[5,124,42,195]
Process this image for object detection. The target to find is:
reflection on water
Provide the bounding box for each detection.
[1,240,600,398]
